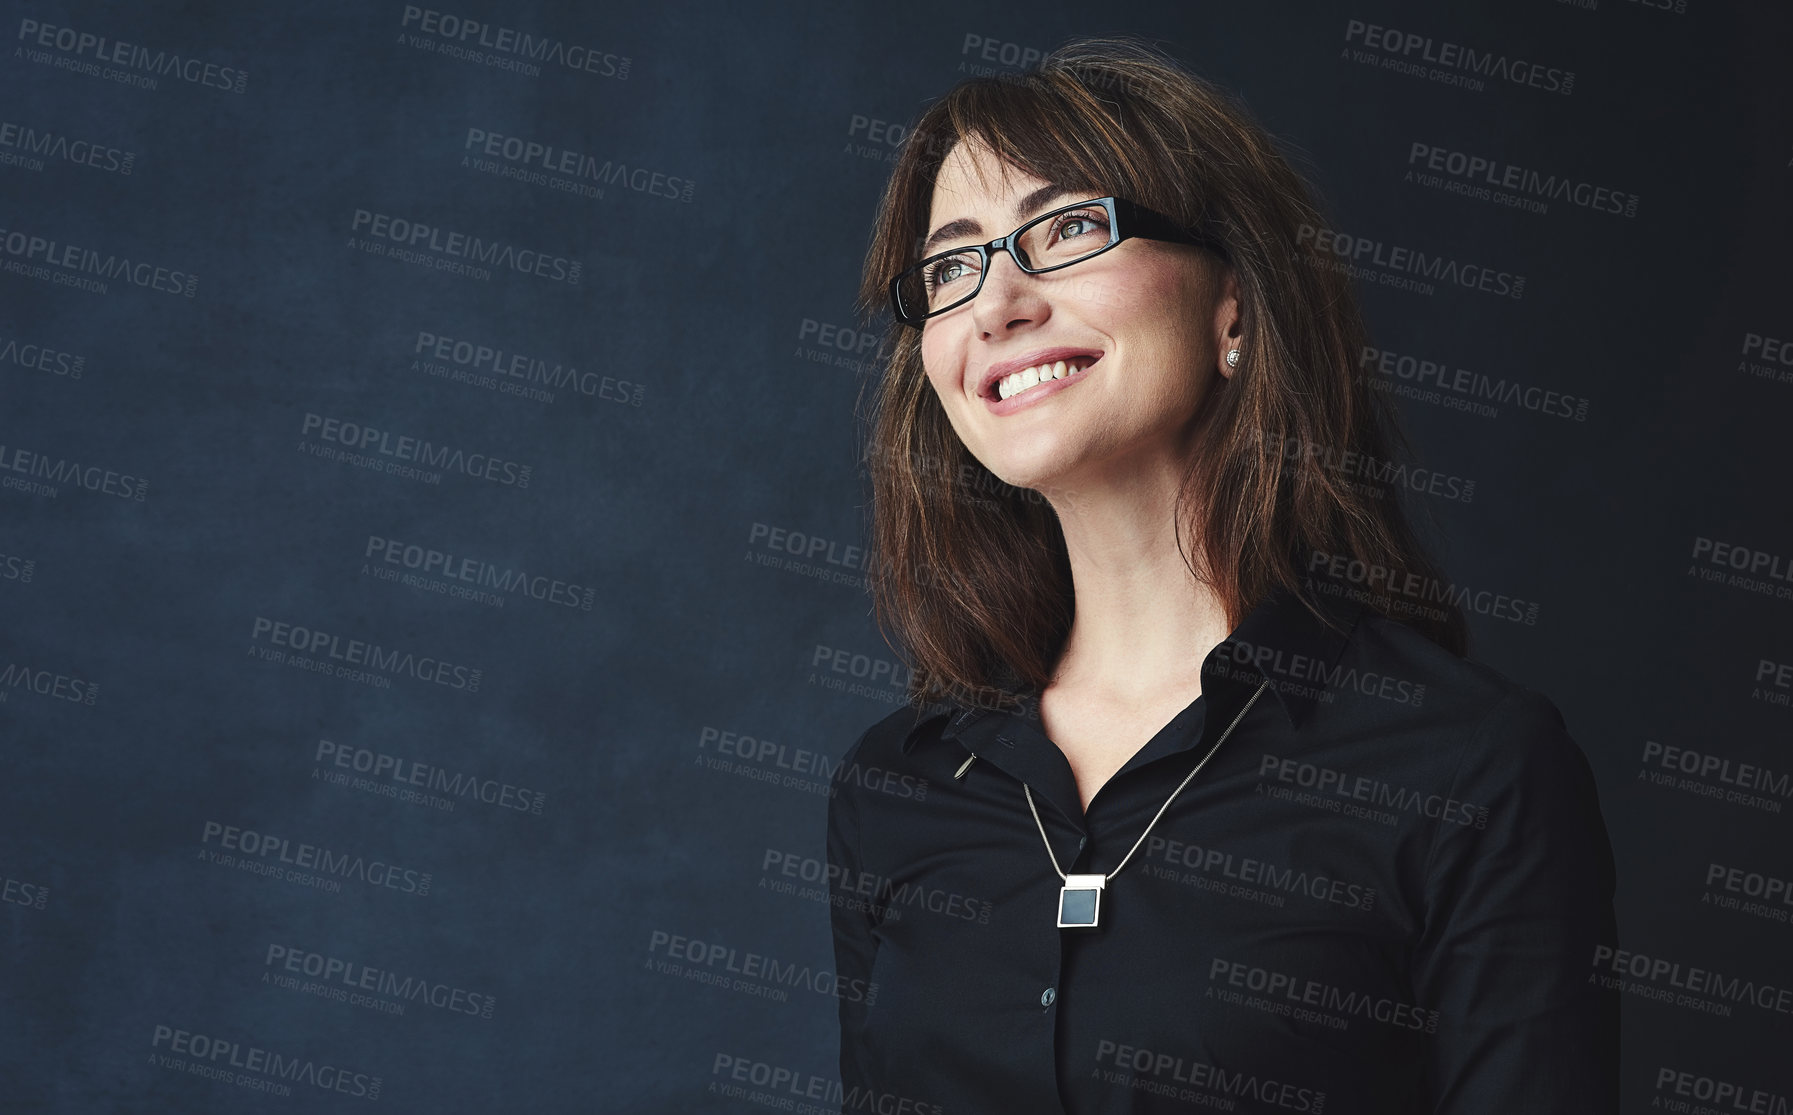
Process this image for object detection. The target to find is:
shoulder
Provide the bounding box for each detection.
[828,702,953,821]
[1344,611,1603,841]
[1349,608,1570,726]
[840,702,953,767]
[1349,608,1526,707]
[1344,609,1593,789]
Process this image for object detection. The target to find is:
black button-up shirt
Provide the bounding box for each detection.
[826,583,1619,1114]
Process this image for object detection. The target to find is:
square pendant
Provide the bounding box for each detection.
[1057,874,1106,929]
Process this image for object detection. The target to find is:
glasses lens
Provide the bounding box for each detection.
[1016,202,1116,272]
[897,249,982,321]
[893,202,1119,323]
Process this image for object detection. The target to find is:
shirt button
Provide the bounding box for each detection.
[1040,987,1057,1007]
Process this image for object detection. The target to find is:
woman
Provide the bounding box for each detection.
[828,38,1619,1115]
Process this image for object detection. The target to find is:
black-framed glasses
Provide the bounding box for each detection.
[889,196,1215,327]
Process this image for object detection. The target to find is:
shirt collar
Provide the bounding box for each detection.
[901,580,1364,755]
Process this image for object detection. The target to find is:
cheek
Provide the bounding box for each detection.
[1108,262,1205,349]
[920,338,958,398]
[1137,265,1194,316]
[1073,262,1174,331]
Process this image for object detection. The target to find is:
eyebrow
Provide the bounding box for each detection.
[920,183,1080,257]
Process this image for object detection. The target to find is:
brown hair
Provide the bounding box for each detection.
[855,37,1468,711]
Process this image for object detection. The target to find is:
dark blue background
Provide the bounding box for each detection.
[2,1,1790,1111]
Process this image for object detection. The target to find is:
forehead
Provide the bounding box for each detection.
[925,139,1050,227]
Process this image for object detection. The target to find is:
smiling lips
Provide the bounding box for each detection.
[994,357,1096,400]
[978,349,1105,410]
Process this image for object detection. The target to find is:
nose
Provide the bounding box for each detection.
[971,244,1050,337]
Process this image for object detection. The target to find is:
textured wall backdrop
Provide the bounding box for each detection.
[2,1,1790,1112]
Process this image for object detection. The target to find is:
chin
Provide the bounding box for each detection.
[971,450,1072,498]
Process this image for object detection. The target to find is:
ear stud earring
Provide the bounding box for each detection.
[1225,349,1240,367]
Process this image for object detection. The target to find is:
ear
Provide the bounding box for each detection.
[1213,265,1243,379]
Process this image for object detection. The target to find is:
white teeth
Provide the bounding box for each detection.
[996,358,1090,400]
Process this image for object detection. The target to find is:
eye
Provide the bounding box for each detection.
[925,253,979,291]
[1051,209,1110,244]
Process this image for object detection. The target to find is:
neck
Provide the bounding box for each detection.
[1038,451,1231,703]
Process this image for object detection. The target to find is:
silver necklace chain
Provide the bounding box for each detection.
[1024,679,1271,882]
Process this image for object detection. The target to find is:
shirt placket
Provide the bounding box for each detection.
[943,707,1093,1114]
